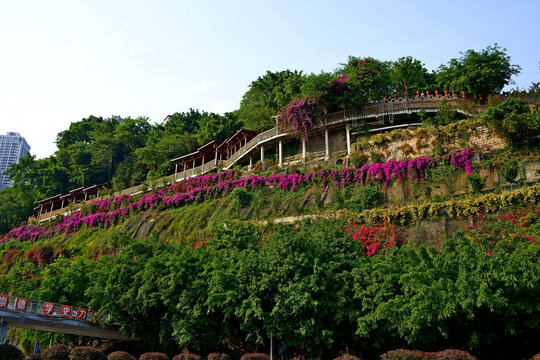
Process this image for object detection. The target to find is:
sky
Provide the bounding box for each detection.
[1,0,539,159]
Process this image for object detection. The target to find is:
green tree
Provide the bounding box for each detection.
[337,56,392,109]
[238,70,306,132]
[390,56,435,96]
[436,44,521,98]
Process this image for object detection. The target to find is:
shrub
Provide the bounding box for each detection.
[206,354,230,360]
[380,349,429,360]
[139,354,169,360]
[333,355,362,360]
[42,344,71,360]
[239,354,270,360]
[467,174,486,193]
[172,354,201,360]
[28,354,42,360]
[0,344,24,360]
[499,159,519,183]
[70,347,107,360]
[433,349,477,360]
[107,352,136,360]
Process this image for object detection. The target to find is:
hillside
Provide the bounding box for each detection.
[1,97,540,360]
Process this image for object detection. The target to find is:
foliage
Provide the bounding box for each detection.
[334,56,392,109]
[345,220,405,256]
[380,349,428,360]
[69,347,106,360]
[390,56,435,96]
[499,158,519,183]
[466,174,486,193]
[238,70,306,132]
[42,344,71,360]
[278,96,322,140]
[437,44,521,99]
[172,354,201,360]
[333,355,362,360]
[206,354,230,360]
[482,98,537,148]
[107,352,136,360]
[0,344,24,360]
[138,354,169,360]
[239,354,270,360]
[433,349,477,360]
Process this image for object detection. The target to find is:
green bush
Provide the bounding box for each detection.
[42,344,71,360]
[0,344,24,360]
[499,159,519,183]
[70,347,106,360]
[467,174,486,193]
[345,184,383,211]
[230,187,253,208]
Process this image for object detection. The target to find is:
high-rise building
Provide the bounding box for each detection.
[0,132,31,191]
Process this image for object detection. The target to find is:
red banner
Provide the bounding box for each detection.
[15,297,28,311]
[0,295,9,308]
[60,304,72,318]
[42,302,55,315]
[76,307,88,320]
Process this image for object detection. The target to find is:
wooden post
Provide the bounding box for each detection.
[249,156,253,171]
[302,137,306,160]
[183,162,187,179]
[174,163,178,181]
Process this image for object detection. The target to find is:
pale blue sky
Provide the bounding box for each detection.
[1,0,538,158]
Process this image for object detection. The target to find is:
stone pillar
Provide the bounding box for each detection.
[261,145,265,171]
[278,139,283,167]
[346,123,351,155]
[302,137,306,161]
[0,321,7,344]
[249,156,253,171]
[325,128,330,160]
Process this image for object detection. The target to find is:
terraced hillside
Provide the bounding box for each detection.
[1,98,540,360]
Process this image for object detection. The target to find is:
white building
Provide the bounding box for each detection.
[0,132,31,191]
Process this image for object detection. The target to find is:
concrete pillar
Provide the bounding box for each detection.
[324,128,330,160]
[278,139,283,167]
[249,156,253,171]
[0,322,7,344]
[302,137,306,160]
[346,123,351,155]
[261,145,265,171]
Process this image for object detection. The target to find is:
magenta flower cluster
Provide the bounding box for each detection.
[278,96,315,140]
[2,149,474,244]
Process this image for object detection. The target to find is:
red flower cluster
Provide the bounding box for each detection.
[345,221,405,256]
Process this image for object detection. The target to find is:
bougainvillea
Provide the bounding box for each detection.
[345,220,405,256]
[464,208,539,256]
[278,96,322,140]
[1,149,475,244]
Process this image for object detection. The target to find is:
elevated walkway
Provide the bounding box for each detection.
[0,296,136,343]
